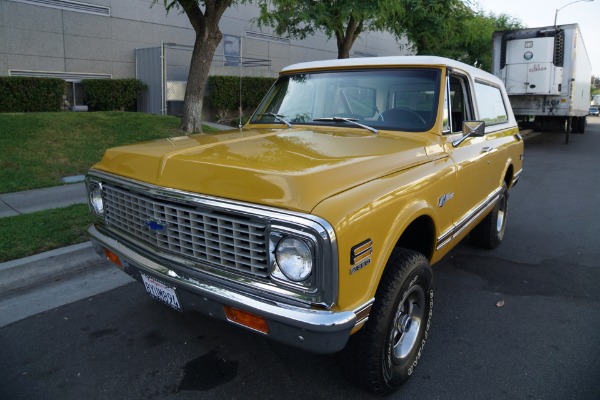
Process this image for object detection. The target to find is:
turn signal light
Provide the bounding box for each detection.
[224,306,269,334]
[103,248,122,268]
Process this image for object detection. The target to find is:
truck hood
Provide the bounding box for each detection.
[94,127,442,212]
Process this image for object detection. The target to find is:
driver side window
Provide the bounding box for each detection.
[449,75,474,133]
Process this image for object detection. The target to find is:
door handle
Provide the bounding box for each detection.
[481,146,493,153]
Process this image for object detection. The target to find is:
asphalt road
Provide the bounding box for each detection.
[1,120,599,400]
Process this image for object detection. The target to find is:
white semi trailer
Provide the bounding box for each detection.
[492,24,591,138]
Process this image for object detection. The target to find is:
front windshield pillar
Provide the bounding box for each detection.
[442,74,452,134]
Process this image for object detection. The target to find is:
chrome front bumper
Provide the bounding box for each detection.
[88,225,367,354]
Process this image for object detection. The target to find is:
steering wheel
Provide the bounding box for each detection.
[381,107,427,125]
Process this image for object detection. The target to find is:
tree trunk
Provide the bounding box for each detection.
[337,37,353,59]
[181,31,221,133]
[335,15,362,59]
[177,0,230,134]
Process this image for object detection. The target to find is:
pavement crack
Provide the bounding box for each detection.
[0,197,22,216]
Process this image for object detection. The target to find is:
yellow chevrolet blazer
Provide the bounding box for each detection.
[87,56,523,394]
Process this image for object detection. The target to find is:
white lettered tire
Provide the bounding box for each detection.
[339,248,433,395]
[470,182,508,249]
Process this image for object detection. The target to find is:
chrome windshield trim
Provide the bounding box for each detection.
[86,170,339,307]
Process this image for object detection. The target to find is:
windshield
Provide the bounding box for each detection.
[251,68,441,132]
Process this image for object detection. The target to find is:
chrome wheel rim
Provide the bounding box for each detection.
[391,285,426,360]
[496,194,507,234]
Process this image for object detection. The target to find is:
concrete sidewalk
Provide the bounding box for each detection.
[0,182,87,218]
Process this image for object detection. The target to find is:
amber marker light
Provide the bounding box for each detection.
[103,248,122,268]
[224,306,269,334]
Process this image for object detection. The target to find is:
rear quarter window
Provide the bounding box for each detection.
[474,81,508,125]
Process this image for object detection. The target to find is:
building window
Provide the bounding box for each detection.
[245,31,290,44]
[64,81,87,110]
[7,0,110,16]
[353,51,376,58]
[224,35,241,67]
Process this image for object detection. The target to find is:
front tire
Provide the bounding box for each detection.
[470,182,508,249]
[340,249,433,395]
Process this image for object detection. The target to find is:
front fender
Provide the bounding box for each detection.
[312,159,455,312]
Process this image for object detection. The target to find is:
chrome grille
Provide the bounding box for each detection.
[103,185,269,277]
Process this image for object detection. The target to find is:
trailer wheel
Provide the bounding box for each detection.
[571,117,580,134]
[339,248,433,395]
[577,116,586,134]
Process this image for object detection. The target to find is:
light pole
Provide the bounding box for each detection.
[554,0,594,27]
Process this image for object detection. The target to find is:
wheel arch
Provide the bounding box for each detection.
[504,163,514,189]
[360,207,438,306]
[393,215,436,262]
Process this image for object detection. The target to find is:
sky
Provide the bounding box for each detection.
[475,0,600,75]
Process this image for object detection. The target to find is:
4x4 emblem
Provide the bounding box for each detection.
[350,239,373,275]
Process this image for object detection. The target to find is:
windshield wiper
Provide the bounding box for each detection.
[313,117,378,135]
[256,112,293,128]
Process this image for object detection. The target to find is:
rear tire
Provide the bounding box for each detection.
[470,182,508,249]
[339,248,433,395]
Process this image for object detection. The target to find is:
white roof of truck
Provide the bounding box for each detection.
[281,56,504,86]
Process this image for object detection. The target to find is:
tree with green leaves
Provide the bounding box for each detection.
[257,0,388,59]
[390,0,473,56]
[153,0,247,133]
[422,9,523,71]
[256,0,471,59]
[257,1,523,72]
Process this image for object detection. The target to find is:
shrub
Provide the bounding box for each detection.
[206,76,276,112]
[83,78,146,111]
[0,77,64,112]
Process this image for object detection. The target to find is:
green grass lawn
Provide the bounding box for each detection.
[0,204,94,262]
[0,112,223,261]
[0,112,220,194]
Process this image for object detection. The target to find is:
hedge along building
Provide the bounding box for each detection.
[0,0,412,116]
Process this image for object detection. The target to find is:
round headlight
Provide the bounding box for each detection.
[275,237,313,282]
[89,184,104,215]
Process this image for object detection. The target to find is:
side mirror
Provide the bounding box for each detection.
[452,121,485,147]
[462,121,485,137]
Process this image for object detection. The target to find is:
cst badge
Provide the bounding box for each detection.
[350,239,372,274]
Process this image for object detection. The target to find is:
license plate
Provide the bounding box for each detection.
[141,273,182,311]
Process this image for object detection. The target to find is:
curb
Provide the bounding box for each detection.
[0,241,105,296]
